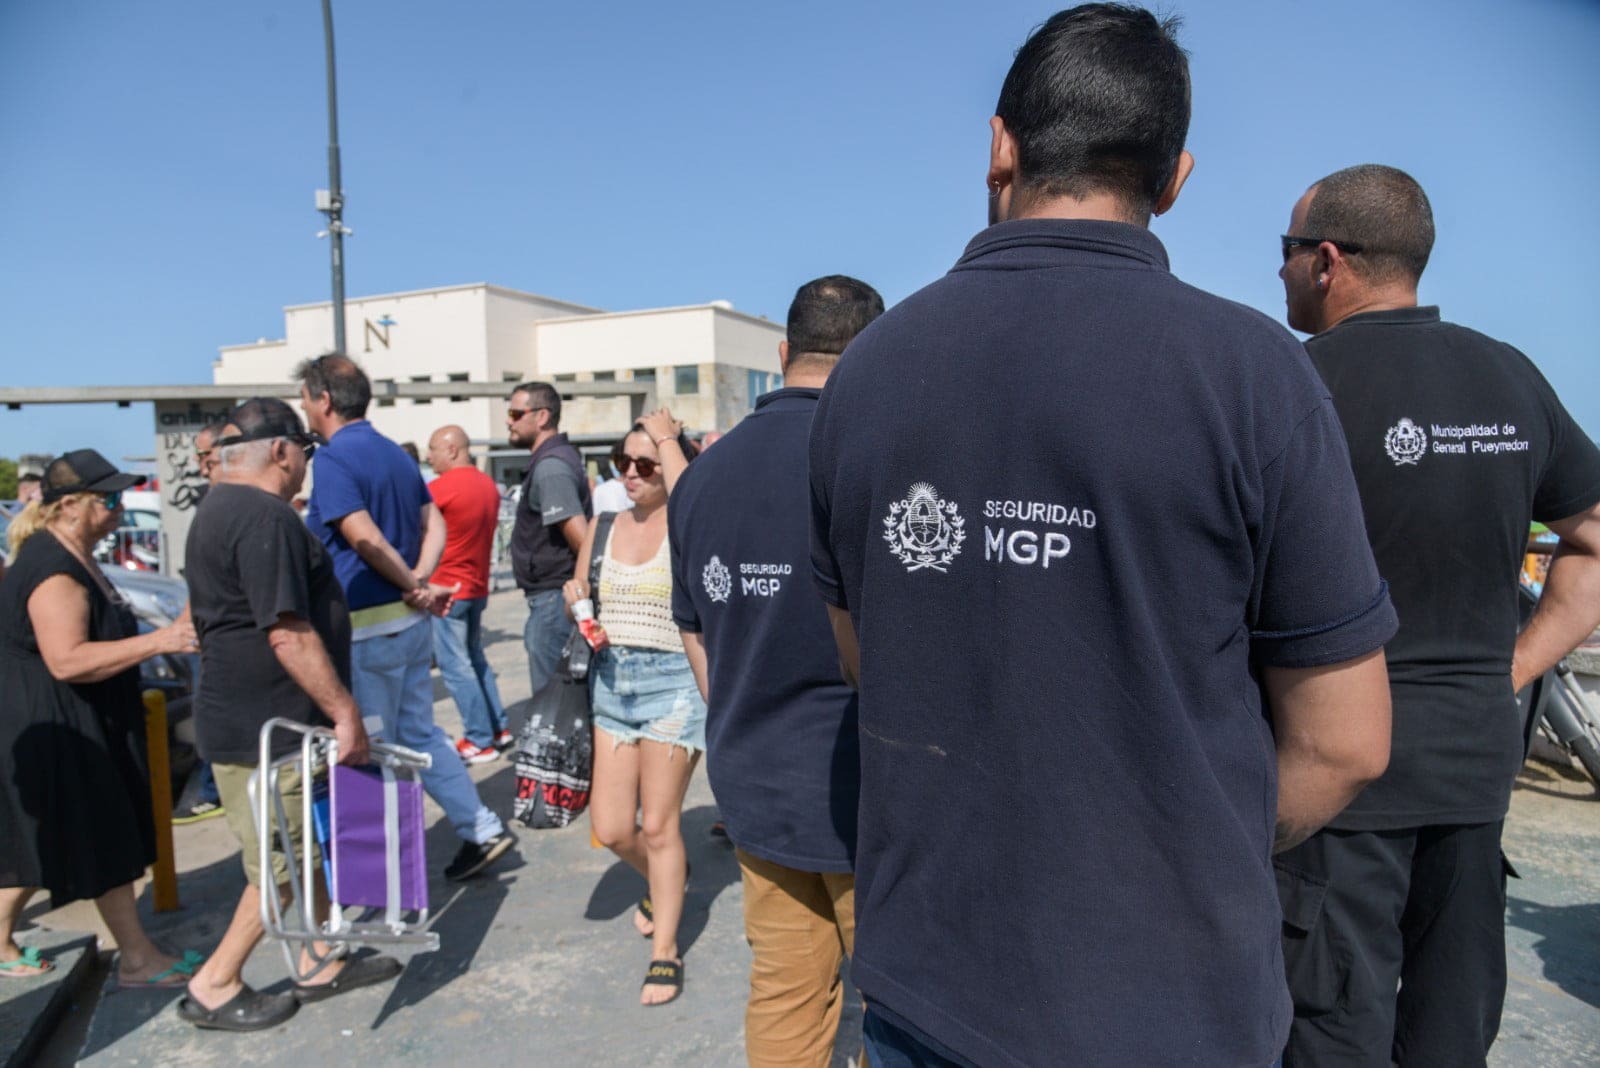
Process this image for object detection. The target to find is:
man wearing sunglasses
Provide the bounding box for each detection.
[1275,164,1600,1066]
[506,381,592,700]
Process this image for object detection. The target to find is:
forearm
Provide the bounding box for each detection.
[1266,650,1392,854]
[46,631,168,684]
[268,624,362,728]
[654,438,689,495]
[826,604,860,689]
[352,538,422,598]
[1513,546,1600,690]
[413,505,446,581]
[681,630,710,703]
[558,515,589,556]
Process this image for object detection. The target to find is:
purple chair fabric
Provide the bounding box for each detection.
[327,763,428,913]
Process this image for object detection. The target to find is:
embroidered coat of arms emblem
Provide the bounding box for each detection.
[1384,418,1427,466]
[883,482,965,573]
[702,555,732,603]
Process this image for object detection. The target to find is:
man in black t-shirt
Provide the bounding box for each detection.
[1275,164,1600,1066]
[671,276,883,1067]
[180,398,398,1032]
[809,9,1397,1066]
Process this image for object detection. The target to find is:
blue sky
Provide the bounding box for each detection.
[2,0,1596,467]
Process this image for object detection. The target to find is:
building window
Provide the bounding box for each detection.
[746,369,770,408]
[554,373,575,382]
[501,370,521,383]
[376,378,396,407]
[448,372,468,402]
[411,374,432,405]
[594,371,616,382]
[631,367,657,382]
[674,365,700,396]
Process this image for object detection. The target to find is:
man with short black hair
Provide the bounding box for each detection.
[1275,164,1600,1066]
[506,381,591,698]
[809,7,1398,1063]
[671,275,883,1067]
[298,354,514,882]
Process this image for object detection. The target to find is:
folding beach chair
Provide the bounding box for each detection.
[255,717,439,982]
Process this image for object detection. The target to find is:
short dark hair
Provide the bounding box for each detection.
[508,381,562,429]
[628,423,699,463]
[786,276,885,365]
[1303,164,1435,285]
[995,4,1190,222]
[294,353,371,419]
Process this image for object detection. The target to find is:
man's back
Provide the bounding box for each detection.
[429,464,501,600]
[670,388,859,873]
[810,218,1395,1064]
[1308,307,1600,828]
[306,420,430,610]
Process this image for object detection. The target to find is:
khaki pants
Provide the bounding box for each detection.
[212,761,318,887]
[737,848,858,1068]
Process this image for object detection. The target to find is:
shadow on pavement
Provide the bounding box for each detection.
[1505,896,1600,1010]
[583,804,738,957]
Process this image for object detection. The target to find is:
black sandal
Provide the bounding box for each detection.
[176,984,299,1032]
[641,958,683,1005]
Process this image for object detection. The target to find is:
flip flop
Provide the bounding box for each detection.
[293,953,403,1003]
[117,949,205,990]
[176,984,299,1032]
[641,958,683,1006]
[0,946,53,979]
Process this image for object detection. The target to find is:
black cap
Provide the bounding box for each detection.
[40,449,147,503]
[215,397,316,450]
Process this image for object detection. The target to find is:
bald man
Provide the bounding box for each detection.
[426,425,512,762]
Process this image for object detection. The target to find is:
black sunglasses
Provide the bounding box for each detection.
[507,406,550,422]
[617,454,660,478]
[1281,234,1365,263]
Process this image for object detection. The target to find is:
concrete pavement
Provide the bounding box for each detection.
[11,586,1597,1064]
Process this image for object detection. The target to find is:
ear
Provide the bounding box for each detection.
[1318,242,1352,288]
[1152,150,1195,217]
[988,116,1020,216]
[778,340,790,375]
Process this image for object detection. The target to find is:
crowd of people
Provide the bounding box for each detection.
[4,3,1600,1064]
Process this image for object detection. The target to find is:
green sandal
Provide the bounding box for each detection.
[117,949,205,990]
[0,946,53,979]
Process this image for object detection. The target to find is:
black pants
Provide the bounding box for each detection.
[1274,822,1507,1068]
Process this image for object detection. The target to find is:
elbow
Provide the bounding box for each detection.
[1351,737,1390,789]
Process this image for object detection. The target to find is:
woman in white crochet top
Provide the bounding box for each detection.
[564,409,704,1007]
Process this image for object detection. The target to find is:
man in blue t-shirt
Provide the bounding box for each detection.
[809,8,1398,1066]
[298,355,514,882]
[671,276,883,1067]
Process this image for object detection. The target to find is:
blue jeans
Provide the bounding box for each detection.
[431,596,506,747]
[352,618,504,845]
[523,588,573,698]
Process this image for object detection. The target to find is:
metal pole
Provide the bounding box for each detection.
[321,0,347,353]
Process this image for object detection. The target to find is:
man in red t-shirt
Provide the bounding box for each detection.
[426,425,512,763]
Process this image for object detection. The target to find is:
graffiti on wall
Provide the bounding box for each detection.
[156,404,230,514]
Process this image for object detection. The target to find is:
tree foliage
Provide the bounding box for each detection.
[0,458,17,501]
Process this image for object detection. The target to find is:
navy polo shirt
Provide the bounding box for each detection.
[670,388,858,873]
[306,420,432,611]
[809,218,1397,1066]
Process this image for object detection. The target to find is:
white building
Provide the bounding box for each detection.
[214,283,786,476]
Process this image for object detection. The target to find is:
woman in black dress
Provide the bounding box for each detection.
[0,450,203,985]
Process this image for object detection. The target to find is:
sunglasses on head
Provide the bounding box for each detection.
[1280,234,1365,264]
[617,454,660,478]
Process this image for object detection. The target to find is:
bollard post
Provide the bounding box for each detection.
[142,689,180,912]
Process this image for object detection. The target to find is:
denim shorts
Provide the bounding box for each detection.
[591,645,707,754]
